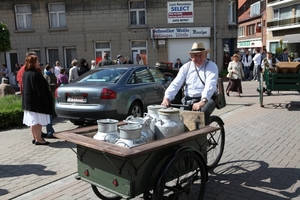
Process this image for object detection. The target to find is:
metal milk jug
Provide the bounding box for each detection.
[144,105,166,134]
[154,108,185,139]
[115,124,146,148]
[124,116,154,142]
[93,119,119,143]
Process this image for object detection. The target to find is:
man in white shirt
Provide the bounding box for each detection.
[54,61,61,77]
[161,42,218,124]
[116,54,123,65]
[241,49,252,80]
[252,49,262,81]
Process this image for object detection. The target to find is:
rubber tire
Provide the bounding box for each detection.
[91,185,121,200]
[206,116,225,170]
[128,102,142,118]
[153,151,207,200]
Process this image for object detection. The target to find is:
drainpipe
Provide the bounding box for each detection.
[213,0,217,62]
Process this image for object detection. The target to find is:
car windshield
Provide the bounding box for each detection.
[77,68,127,83]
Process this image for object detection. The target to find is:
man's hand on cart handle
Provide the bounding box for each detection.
[161,98,171,107]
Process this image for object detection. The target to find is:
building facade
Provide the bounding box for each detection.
[237,0,266,54]
[0,0,237,85]
[266,0,300,59]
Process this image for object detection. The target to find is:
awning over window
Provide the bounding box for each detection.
[282,34,300,43]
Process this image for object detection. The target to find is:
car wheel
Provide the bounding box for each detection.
[70,120,85,126]
[128,102,142,118]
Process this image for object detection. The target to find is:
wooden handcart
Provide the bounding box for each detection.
[258,62,300,107]
[54,112,225,200]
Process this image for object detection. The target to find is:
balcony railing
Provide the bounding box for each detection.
[267,16,300,28]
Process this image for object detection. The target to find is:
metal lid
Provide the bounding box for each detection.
[118,124,142,131]
[97,118,119,124]
[147,105,167,110]
[158,107,181,114]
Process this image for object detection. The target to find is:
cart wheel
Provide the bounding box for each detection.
[259,73,264,107]
[206,116,225,170]
[153,151,207,200]
[91,185,121,200]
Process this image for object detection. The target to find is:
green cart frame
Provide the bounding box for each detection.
[55,116,225,200]
[258,66,300,107]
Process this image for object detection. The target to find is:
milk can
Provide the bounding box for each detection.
[144,105,167,134]
[154,108,185,139]
[124,116,155,142]
[93,119,119,143]
[115,124,146,148]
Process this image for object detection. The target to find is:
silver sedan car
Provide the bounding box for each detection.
[55,65,169,125]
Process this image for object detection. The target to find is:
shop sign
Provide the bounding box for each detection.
[167,1,194,23]
[151,27,210,39]
[237,39,262,48]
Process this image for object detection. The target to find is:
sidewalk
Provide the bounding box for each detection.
[1,81,300,200]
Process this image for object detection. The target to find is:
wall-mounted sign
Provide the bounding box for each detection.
[151,27,210,39]
[167,1,194,23]
[237,39,262,48]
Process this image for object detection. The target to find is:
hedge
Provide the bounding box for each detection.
[0,95,24,129]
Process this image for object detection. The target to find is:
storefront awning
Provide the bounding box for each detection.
[282,34,300,43]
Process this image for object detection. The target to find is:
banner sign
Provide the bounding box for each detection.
[167,1,194,23]
[151,27,211,39]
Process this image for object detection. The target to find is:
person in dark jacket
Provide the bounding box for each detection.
[22,54,53,145]
[78,58,90,76]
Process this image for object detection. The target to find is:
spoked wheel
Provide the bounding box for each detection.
[91,185,121,200]
[259,73,264,107]
[153,151,207,200]
[206,116,225,170]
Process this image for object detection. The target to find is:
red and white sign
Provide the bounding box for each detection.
[167,1,194,24]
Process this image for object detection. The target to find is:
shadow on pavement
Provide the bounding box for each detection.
[262,101,300,111]
[0,164,56,178]
[207,160,300,199]
[49,141,76,149]
[0,188,8,196]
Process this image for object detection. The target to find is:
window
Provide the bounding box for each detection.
[94,42,111,65]
[228,1,236,24]
[149,67,167,84]
[246,24,255,35]
[131,41,147,65]
[296,5,300,17]
[269,42,279,55]
[273,9,279,20]
[15,5,32,30]
[238,27,245,37]
[250,2,260,17]
[64,47,76,69]
[279,6,292,20]
[46,48,59,67]
[129,1,146,26]
[49,3,66,28]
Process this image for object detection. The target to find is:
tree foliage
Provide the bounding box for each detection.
[0,22,12,53]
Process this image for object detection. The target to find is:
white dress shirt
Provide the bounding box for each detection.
[164,61,218,101]
[252,53,262,65]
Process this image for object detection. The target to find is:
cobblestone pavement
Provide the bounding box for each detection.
[1,81,300,200]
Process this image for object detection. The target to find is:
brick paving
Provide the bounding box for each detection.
[1,81,300,200]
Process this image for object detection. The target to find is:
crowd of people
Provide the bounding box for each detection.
[224,47,289,97]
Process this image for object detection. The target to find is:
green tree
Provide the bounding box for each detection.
[0,22,12,53]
